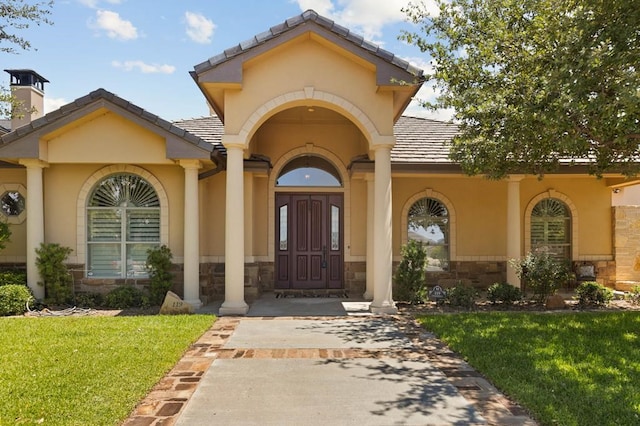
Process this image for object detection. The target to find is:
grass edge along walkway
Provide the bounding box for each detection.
[0,314,215,426]
[418,311,640,426]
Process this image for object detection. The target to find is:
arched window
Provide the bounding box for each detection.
[408,197,449,271]
[531,198,571,259]
[87,174,160,278]
[276,155,341,187]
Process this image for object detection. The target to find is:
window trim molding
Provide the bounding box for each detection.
[524,190,578,260]
[0,183,27,224]
[76,165,169,272]
[401,189,457,262]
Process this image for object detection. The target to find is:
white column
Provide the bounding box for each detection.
[364,174,374,300]
[21,160,46,300]
[507,176,523,287]
[180,160,202,309]
[370,145,397,314]
[219,144,249,315]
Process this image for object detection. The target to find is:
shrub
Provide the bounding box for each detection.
[104,286,148,309]
[574,281,613,307]
[0,284,33,316]
[35,243,73,305]
[0,270,27,286]
[74,292,104,309]
[146,245,174,305]
[394,240,427,304]
[627,285,640,305]
[487,282,522,305]
[513,252,570,303]
[0,221,11,251]
[446,284,478,309]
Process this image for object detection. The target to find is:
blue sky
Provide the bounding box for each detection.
[4,0,450,121]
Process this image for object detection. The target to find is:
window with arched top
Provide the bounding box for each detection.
[87,174,160,278]
[531,198,571,259]
[408,197,449,271]
[276,155,342,187]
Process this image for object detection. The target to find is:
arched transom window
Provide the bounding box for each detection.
[531,198,571,259]
[408,197,449,271]
[87,174,160,278]
[276,155,341,187]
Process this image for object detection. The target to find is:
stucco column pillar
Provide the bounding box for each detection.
[507,175,524,288]
[180,160,202,309]
[21,160,46,300]
[220,144,249,315]
[370,145,397,314]
[364,174,374,300]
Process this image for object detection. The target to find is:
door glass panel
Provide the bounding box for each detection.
[331,205,339,250]
[279,205,288,250]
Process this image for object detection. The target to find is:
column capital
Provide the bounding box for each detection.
[507,174,525,182]
[178,159,202,170]
[221,134,247,150]
[19,159,48,169]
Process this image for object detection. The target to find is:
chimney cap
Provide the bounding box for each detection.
[4,69,49,91]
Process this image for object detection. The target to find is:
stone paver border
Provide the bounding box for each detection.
[123,315,537,426]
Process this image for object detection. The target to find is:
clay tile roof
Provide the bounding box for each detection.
[173,116,225,153]
[0,88,213,153]
[193,9,423,79]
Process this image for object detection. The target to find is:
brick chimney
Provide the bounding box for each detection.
[4,69,49,130]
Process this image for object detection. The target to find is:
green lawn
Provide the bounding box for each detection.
[418,312,640,426]
[0,315,215,426]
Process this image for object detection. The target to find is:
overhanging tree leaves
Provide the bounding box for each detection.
[402,0,640,178]
[1,0,54,119]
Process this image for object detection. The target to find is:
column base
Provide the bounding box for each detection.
[184,299,203,310]
[219,301,249,316]
[362,290,373,301]
[369,302,398,315]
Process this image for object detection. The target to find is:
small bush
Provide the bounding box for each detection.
[35,243,73,305]
[394,240,427,304]
[0,285,33,316]
[575,281,613,307]
[146,245,174,306]
[446,284,478,310]
[104,286,148,309]
[487,282,522,305]
[513,252,570,303]
[627,285,640,305]
[0,270,27,287]
[74,292,104,308]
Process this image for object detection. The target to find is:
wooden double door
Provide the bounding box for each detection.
[275,193,343,289]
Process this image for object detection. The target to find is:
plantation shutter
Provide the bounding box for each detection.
[531,198,571,259]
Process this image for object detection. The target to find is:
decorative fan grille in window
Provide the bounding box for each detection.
[531,198,571,259]
[408,197,449,271]
[87,174,160,278]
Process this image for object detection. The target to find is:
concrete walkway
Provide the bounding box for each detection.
[123,296,537,425]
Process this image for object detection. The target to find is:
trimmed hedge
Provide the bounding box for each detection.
[0,285,33,316]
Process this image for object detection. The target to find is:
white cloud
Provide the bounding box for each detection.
[184,12,215,44]
[112,60,176,74]
[94,10,138,40]
[294,0,439,41]
[44,97,68,114]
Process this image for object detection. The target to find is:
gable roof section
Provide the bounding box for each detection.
[192,9,424,122]
[0,88,213,160]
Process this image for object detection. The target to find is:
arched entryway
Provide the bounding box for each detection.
[273,154,345,290]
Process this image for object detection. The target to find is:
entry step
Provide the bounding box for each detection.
[274,289,349,298]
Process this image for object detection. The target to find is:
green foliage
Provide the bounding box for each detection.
[35,242,73,305]
[0,315,214,425]
[401,0,640,178]
[418,312,640,425]
[0,222,11,251]
[104,286,149,309]
[394,240,427,304]
[627,285,640,305]
[0,269,26,286]
[446,284,478,309]
[487,282,522,305]
[146,245,174,305]
[74,292,104,309]
[574,281,613,307]
[0,284,32,316]
[0,0,54,54]
[513,252,570,303]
